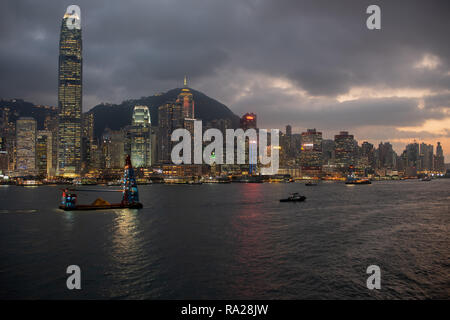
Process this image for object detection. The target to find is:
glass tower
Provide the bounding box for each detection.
[57,7,82,177]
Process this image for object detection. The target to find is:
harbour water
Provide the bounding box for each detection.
[0,180,449,299]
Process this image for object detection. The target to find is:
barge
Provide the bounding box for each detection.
[59,155,143,211]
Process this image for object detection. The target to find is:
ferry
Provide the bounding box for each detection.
[280,193,306,202]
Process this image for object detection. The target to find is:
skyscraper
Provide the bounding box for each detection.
[334,131,356,170]
[240,113,257,130]
[57,6,82,177]
[158,102,183,163]
[128,106,152,167]
[435,142,445,172]
[16,117,37,175]
[300,128,323,177]
[36,130,53,177]
[177,76,195,119]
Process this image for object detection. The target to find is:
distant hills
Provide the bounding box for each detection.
[0,99,57,129]
[0,88,240,138]
[88,88,240,137]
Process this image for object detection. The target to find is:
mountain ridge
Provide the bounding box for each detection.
[88,87,240,137]
[0,88,241,138]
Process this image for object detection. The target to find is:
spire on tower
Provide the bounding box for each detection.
[184,75,187,87]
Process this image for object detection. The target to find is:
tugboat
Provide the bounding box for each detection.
[345,169,371,185]
[59,155,143,211]
[280,192,306,202]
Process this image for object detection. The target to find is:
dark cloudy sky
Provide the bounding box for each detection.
[1,0,449,158]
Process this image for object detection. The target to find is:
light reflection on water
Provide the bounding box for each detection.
[0,180,449,299]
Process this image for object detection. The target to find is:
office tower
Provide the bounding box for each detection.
[435,142,445,172]
[158,102,183,163]
[286,125,292,136]
[361,141,375,168]
[300,128,323,177]
[176,76,195,119]
[419,143,433,171]
[240,113,257,130]
[16,117,37,175]
[44,115,59,172]
[1,107,16,172]
[334,131,356,170]
[132,105,151,127]
[57,7,82,177]
[36,130,53,177]
[406,142,420,167]
[376,142,396,169]
[127,106,152,167]
[322,139,335,165]
[81,113,94,172]
[102,128,125,169]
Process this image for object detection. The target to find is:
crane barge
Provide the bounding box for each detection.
[59,155,143,211]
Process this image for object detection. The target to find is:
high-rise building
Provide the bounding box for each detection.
[377,142,396,169]
[434,142,445,172]
[406,142,420,167]
[322,139,335,165]
[81,112,94,172]
[286,125,292,136]
[15,117,37,175]
[127,106,152,167]
[300,128,323,177]
[240,113,257,130]
[36,130,53,177]
[57,7,82,177]
[158,102,183,163]
[419,143,433,171]
[102,128,125,169]
[176,76,195,119]
[132,106,151,127]
[44,114,59,173]
[334,131,356,170]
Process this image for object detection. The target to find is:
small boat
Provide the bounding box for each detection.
[305,181,318,186]
[345,179,371,185]
[280,192,306,202]
[421,176,432,181]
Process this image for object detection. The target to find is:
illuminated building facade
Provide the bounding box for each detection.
[300,128,323,177]
[434,142,445,172]
[57,8,82,177]
[158,102,183,163]
[128,106,152,168]
[240,113,257,130]
[16,117,37,175]
[81,113,94,172]
[36,130,53,177]
[177,76,195,119]
[334,131,356,171]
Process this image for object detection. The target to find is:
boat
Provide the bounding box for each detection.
[345,172,371,185]
[59,155,143,211]
[280,193,306,202]
[421,176,432,181]
[345,178,371,185]
[305,181,318,186]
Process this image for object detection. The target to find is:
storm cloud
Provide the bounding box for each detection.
[0,0,449,156]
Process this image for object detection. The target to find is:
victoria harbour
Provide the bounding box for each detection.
[1,179,448,300]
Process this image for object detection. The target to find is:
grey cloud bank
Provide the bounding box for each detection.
[0,0,449,156]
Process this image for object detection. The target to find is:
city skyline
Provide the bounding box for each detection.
[0,0,449,159]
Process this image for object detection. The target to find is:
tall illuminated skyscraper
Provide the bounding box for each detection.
[128,106,152,167]
[177,76,195,119]
[57,6,82,177]
[16,117,37,175]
